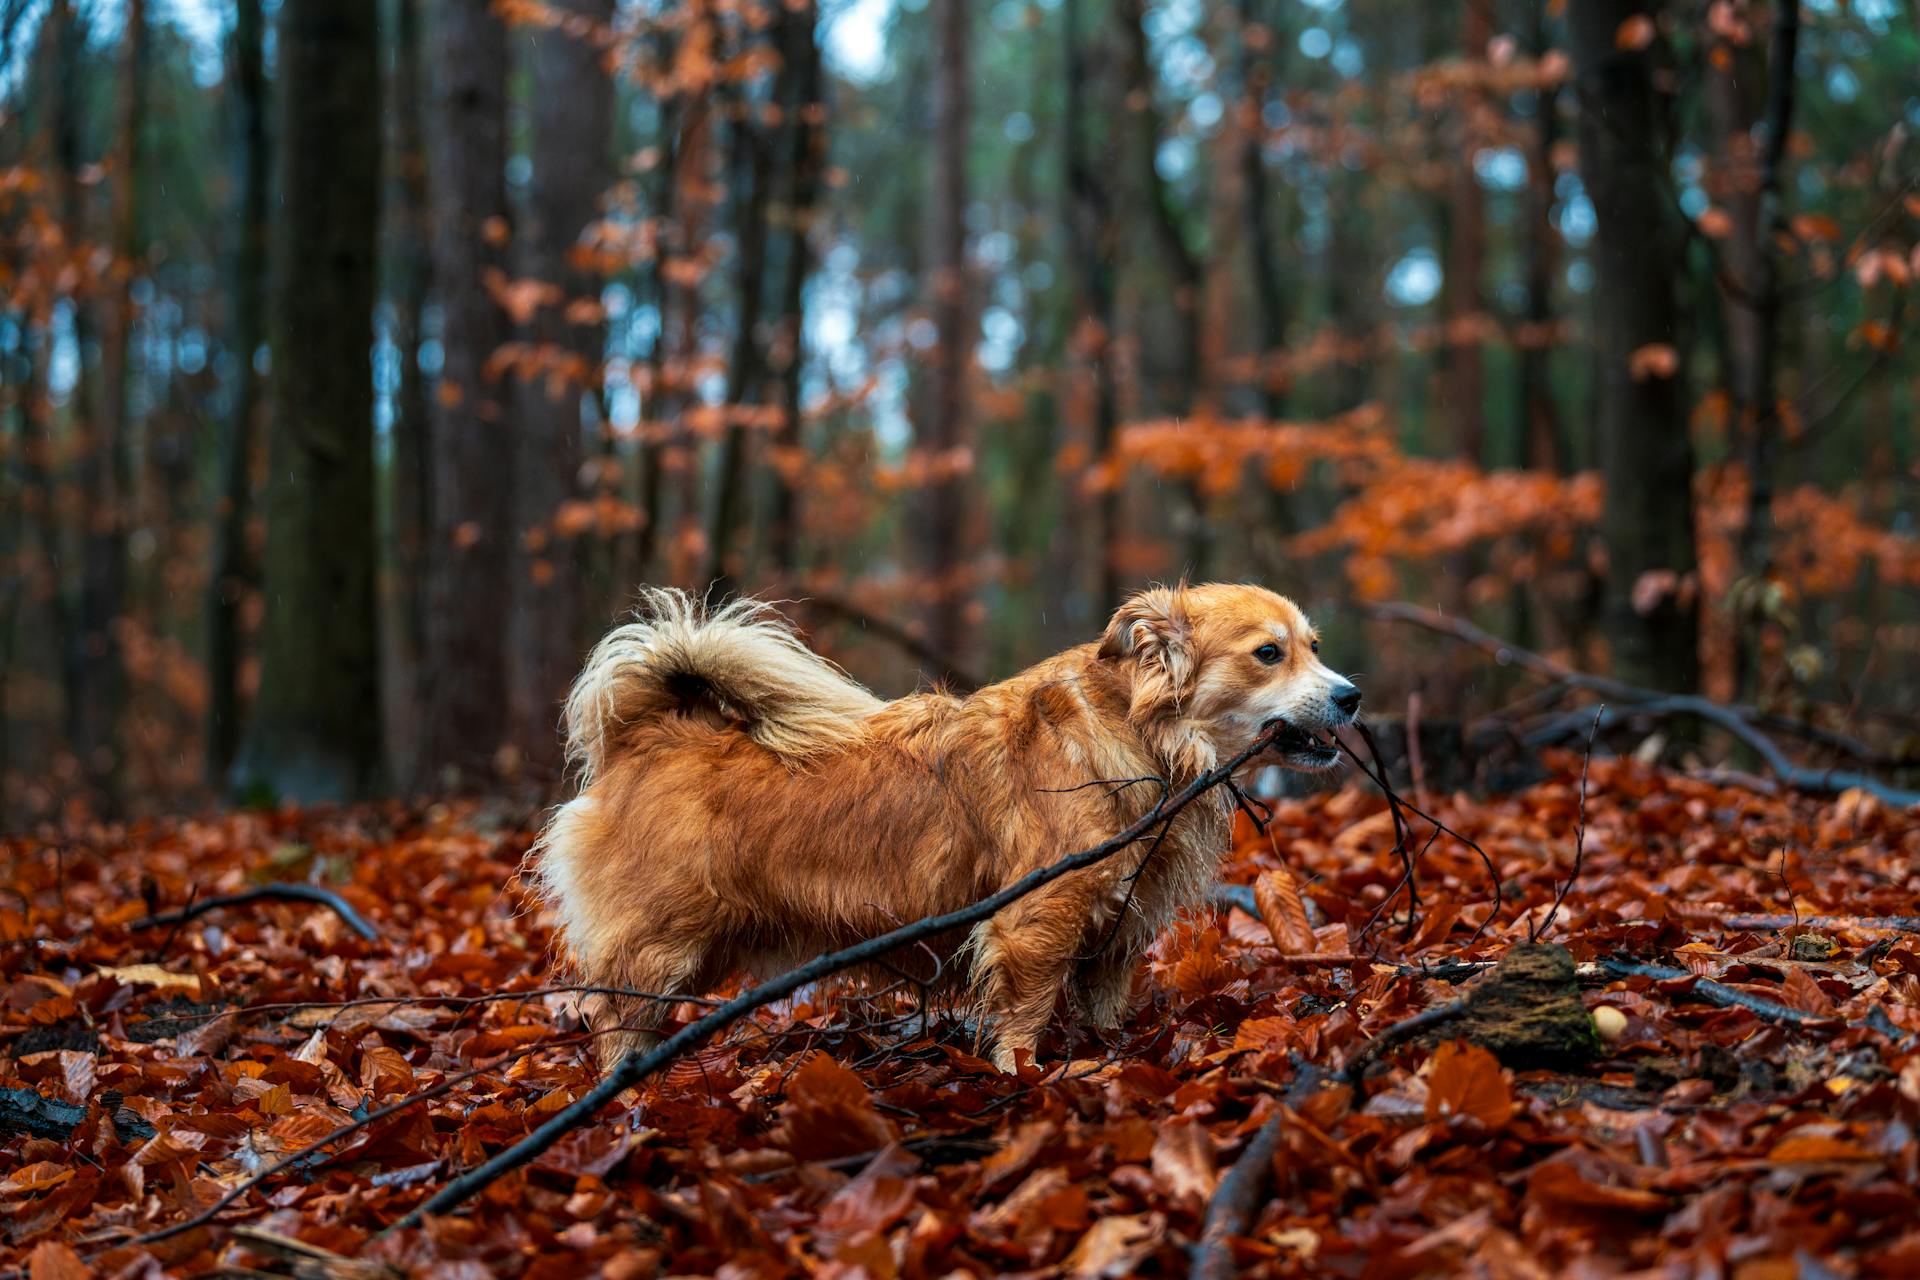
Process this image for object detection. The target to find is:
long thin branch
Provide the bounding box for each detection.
[1368,602,1909,777]
[1530,699,1920,809]
[124,883,379,941]
[389,724,1287,1230]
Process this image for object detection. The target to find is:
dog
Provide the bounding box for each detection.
[531,582,1361,1072]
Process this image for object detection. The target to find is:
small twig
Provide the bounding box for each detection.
[123,883,380,941]
[1533,706,1602,943]
[1339,1000,1469,1086]
[387,724,1287,1231]
[1340,728,1503,948]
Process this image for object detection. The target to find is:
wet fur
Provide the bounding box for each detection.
[532,583,1359,1072]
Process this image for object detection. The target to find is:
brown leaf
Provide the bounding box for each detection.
[1254,866,1317,954]
[1150,1119,1218,1205]
[770,1053,895,1161]
[1424,1041,1513,1129]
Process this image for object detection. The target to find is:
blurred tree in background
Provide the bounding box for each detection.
[1,0,1917,818]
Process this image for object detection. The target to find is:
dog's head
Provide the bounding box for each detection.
[1098,582,1360,770]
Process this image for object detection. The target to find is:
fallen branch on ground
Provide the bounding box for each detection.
[387,723,1290,1231]
[1598,959,1847,1029]
[1528,699,1920,809]
[1191,1061,1334,1280]
[124,883,379,941]
[1368,602,1919,808]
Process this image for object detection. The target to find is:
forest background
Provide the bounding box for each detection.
[1,0,1917,817]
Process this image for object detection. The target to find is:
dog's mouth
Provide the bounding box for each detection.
[1261,719,1341,771]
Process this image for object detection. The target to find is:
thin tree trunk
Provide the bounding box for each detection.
[1237,0,1286,421]
[1518,0,1564,474]
[1733,2,1801,693]
[1119,0,1212,577]
[917,0,973,671]
[1063,0,1121,611]
[1445,0,1491,465]
[707,34,779,598]
[206,0,268,788]
[419,0,513,789]
[233,0,384,801]
[1570,0,1699,693]
[767,3,823,581]
[513,0,612,778]
[71,0,145,806]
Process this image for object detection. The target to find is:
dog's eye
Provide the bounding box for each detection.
[1254,643,1282,665]
[1311,640,1320,655]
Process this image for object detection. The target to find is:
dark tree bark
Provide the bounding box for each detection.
[206,0,269,787]
[1517,0,1565,473]
[706,25,780,598]
[1063,0,1121,609]
[767,2,824,579]
[69,0,144,806]
[1732,2,1801,690]
[1119,0,1204,414]
[419,0,514,789]
[513,0,613,777]
[1237,0,1286,421]
[916,0,974,672]
[383,0,433,783]
[1570,0,1700,693]
[232,0,384,801]
[1445,0,1491,465]
[1119,0,1213,577]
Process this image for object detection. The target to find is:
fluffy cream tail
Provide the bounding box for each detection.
[564,588,883,781]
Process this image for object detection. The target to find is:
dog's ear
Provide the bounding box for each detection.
[1100,585,1196,708]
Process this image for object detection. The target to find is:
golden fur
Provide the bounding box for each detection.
[532,582,1361,1072]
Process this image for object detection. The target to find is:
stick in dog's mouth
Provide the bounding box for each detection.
[1260,717,1342,770]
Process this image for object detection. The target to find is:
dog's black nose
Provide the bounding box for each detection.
[1332,682,1362,716]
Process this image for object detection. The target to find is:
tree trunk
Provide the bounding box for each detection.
[1517,0,1564,474]
[1570,0,1699,693]
[767,2,824,580]
[706,32,779,598]
[383,0,433,785]
[206,0,269,788]
[1237,0,1286,421]
[233,0,384,802]
[513,0,612,778]
[1732,2,1801,693]
[917,0,973,672]
[1445,0,1490,465]
[1119,0,1212,577]
[1063,0,1121,611]
[419,0,514,789]
[70,0,145,806]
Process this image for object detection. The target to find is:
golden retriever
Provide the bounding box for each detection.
[532,582,1361,1072]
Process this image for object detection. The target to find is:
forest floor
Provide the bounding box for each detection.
[3,756,1919,1277]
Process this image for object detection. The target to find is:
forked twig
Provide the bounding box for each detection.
[1533,706,1602,942]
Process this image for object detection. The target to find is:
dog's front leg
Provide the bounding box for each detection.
[971,885,1092,1072]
